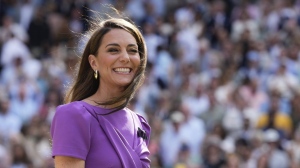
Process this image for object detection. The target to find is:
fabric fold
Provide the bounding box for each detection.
[96,114,143,168]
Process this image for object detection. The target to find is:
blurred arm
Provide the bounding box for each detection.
[55,156,85,168]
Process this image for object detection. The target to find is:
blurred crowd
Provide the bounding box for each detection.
[1,0,300,168]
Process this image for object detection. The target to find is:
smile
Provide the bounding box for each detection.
[113,68,132,73]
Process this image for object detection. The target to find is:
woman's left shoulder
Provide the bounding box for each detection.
[126,108,151,144]
[125,109,148,124]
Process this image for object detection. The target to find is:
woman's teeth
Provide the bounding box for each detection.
[114,68,131,73]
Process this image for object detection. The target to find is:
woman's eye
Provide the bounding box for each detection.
[108,48,119,53]
[129,49,138,54]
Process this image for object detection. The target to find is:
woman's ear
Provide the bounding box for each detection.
[88,54,97,70]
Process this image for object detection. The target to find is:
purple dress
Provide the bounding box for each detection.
[51,101,151,168]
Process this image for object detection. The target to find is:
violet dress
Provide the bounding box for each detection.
[51,101,151,168]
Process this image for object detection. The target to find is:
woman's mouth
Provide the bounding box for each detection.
[113,68,131,74]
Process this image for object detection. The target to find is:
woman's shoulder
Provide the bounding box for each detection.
[56,101,83,111]
[55,101,94,121]
[125,108,151,144]
[124,108,148,123]
[56,101,83,114]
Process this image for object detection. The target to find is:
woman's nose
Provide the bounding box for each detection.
[119,51,130,63]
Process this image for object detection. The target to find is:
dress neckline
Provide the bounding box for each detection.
[79,100,126,115]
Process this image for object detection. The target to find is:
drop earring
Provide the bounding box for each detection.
[94,70,98,79]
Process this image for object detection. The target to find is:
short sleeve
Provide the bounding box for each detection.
[136,113,151,146]
[51,102,92,160]
[135,113,151,168]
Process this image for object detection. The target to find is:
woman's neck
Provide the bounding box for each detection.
[85,85,125,109]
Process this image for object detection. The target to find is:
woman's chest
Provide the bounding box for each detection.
[85,113,137,167]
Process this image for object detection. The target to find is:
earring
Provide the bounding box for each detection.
[94,70,98,79]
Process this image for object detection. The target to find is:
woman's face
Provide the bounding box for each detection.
[89,28,140,90]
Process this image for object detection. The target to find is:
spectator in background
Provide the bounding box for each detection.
[202,137,226,168]
[19,0,35,31]
[0,36,30,70]
[266,63,299,99]
[231,7,259,42]
[173,143,199,168]
[239,76,267,112]
[22,116,53,168]
[225,153,241,168]
[27,6,51,58]
[222,88,246,136]
[286,125,300,168]
[0,142,10,168]
[124,0,146,24]
[183,78,210,117]
[154,90,172,120]
[160,111,186,168]
[238,76,267,127]
[39,88,63,124]
[234,138,256,167]
[205,0,231,48]
[199,89,225,132]
[179,101,206,164]
[175,5,199,64]
[233,117,257,142]
[257,129,290,168]
[153,45,174,90]
[143,21,164,64]
[290,92,300,135]
[257,90,292,139]
[0,89,21,147]
[11,143,33,168]
[0,33,42,87]
[9,81,39,126]
[134,61,160,110]
[0,15,28,44]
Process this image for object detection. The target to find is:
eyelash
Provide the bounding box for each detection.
[129,49,138,53]
[108,49,119,52]
[107,49,138,54]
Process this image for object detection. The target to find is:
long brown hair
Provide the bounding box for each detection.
[65,17,147,112]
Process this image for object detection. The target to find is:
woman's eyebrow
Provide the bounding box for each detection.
[105,43,119,48]
[105,43,137,48]
[128,44,138,47]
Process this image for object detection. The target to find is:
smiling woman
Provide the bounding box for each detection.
[89,29,141,92]
[50,9,150,168]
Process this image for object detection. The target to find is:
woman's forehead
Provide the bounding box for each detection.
[100,29,137,46]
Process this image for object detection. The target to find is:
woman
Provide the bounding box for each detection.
[50,16,151,168]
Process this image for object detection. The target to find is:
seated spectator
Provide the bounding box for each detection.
[160,111,186,168]
[202,137,226,168]
[0,90,21,147]
[285,124,300,168]
[257,129,290,168]
[199,89,225,132]
[11,143,33,168]
[257,92,292,139]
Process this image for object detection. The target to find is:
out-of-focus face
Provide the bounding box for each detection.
[89,29,140,90]
[0,100,9,114]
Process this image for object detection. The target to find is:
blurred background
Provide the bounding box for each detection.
[1,0,300,167]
